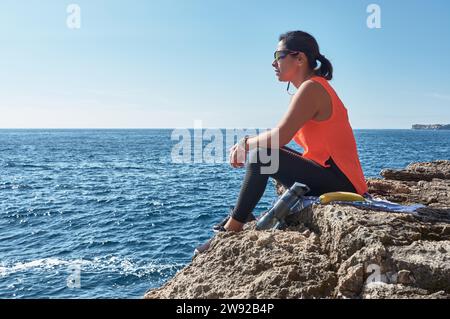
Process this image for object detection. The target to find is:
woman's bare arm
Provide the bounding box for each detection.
[246,80,328,150]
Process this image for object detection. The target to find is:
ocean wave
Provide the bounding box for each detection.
[0,182,33,190]
[0,256,184,279]
[5,162,52,170]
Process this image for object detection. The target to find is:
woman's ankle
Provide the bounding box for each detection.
[224,216,244,232]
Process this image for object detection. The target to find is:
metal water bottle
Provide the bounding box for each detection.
[256,182,310,230]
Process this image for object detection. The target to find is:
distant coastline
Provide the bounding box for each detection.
[412,124,450,130]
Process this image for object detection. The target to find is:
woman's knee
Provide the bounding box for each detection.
[247,147,273,165]
[247,148,260,165]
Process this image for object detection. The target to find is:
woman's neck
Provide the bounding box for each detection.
[291,70,316,89]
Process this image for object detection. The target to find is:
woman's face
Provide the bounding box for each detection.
[272,41,302,82]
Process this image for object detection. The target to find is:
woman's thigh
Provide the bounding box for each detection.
[257,146,355,196]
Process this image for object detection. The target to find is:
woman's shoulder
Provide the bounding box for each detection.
[301,78,333,122]
[301,78,331,103]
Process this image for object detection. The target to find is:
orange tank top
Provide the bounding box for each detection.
[293,76,368,195]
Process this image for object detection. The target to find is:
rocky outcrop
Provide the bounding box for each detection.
[145,160,450,299]
[412,124,450,130]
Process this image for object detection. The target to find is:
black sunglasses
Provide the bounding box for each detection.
[274,50,300,61]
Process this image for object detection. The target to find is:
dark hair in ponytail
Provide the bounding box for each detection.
[279,31,333,80]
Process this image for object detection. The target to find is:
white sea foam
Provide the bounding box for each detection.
[0,256,183,278]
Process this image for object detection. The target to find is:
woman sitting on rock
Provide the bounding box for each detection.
[223,30,368,232]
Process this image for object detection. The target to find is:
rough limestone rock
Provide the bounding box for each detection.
[145,160,450,299]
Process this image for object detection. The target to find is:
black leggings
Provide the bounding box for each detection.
[231,146,357,223]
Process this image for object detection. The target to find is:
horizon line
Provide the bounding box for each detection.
[0,127,418,130]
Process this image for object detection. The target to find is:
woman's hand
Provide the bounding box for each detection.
[229,143,247,168]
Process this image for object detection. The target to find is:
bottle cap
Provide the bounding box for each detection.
[290,182,310,197]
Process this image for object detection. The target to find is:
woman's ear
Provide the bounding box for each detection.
[297,52,307,66]
[297,52,305,66]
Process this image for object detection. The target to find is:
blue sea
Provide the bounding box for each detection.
[0,129,449,298]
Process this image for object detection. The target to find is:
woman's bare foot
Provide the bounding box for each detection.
[224,216,244,232]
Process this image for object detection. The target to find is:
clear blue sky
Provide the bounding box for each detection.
[1,0,449,129]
